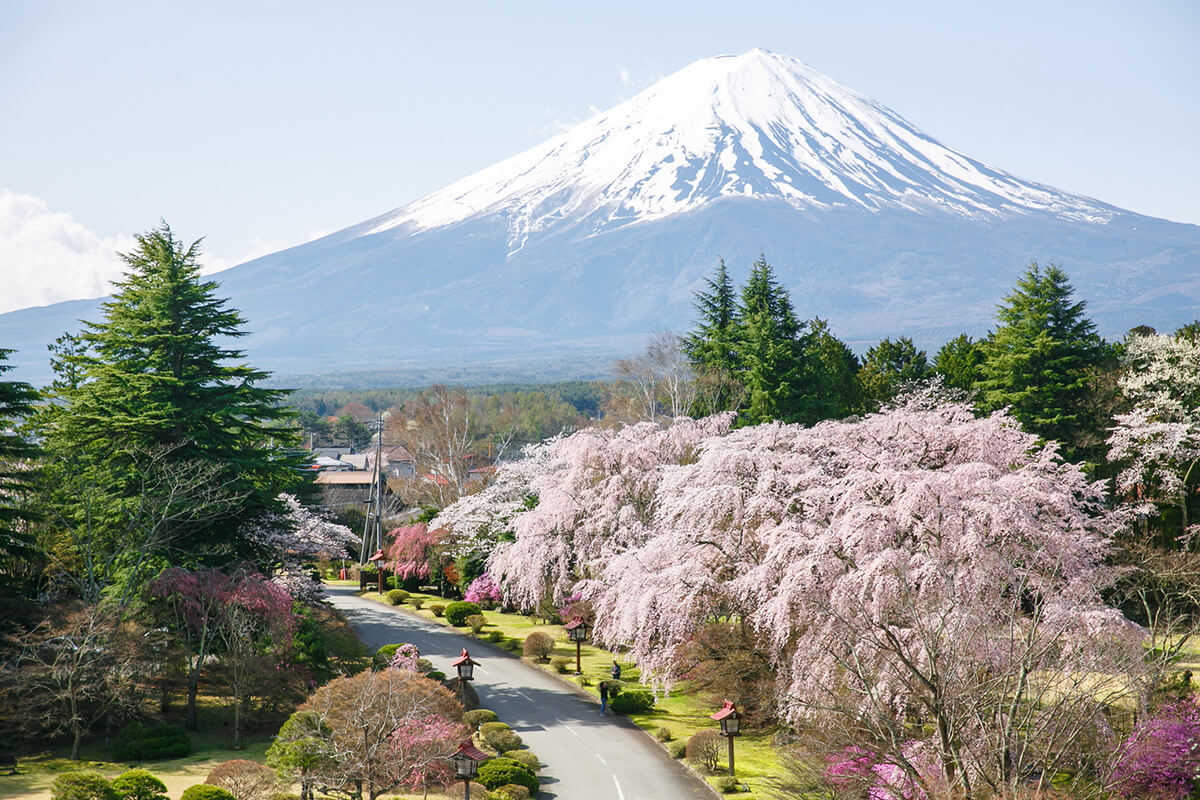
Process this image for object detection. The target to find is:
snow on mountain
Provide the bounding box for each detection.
[363,49,1114,253]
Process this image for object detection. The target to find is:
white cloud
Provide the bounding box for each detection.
[0,190,136,314]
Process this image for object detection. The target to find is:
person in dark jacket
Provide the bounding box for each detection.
[611,659,621,680]
[599,681,609,715]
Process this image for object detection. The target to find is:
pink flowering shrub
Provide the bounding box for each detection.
[464,573,502,607]
[1111,699,1200,800]
[826,743,945,800]
[386,523,445,581]
[389,643,421,672]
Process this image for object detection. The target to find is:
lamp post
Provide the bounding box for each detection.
[451,648,479,708]
[369,549,387,593]
[451,739,490,800]
[564,616,590,675]
[711,699,741,778]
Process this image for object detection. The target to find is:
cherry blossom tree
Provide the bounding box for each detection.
[390,714,462,800]
[1108,332,1200,544]
[384,523,445,582]
[244,493,358,601]
[476,397,1144,796]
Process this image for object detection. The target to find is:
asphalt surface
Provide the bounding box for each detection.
[325,586,714,800]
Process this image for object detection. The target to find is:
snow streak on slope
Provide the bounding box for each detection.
[364,49,1114,252]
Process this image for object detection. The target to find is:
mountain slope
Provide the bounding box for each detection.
[2,50,1197,386]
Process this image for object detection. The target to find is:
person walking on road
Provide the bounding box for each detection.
[599,681,609,715]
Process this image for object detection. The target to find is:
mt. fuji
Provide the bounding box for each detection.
[3,50,1197,385]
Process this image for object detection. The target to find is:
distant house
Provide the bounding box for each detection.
[314,469,379,505]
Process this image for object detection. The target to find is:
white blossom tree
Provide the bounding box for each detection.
[244,494,358,601]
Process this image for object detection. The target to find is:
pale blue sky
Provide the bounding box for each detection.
[1,0,1197,312]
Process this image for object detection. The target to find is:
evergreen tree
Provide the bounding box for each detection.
[736,256,803,424]
[976,262,1106,458]
[0,348,41,616]
[934,334,985,393]
[683,259,740,373]
[858,336,931,409]
[790,318,862,425]
[39,223,305,592]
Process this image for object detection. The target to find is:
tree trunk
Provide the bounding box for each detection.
[232,687,242,749]
[70,724,83,761]
[186,670,200,731]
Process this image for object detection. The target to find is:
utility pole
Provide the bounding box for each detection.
[359,412,385,565]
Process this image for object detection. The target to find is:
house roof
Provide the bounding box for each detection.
[315,472,378,486]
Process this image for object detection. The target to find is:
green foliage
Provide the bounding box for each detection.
[110,770,168,800]
[668,740,688,758]
[179,786,236,800]
[934,333,985,393]
[333,414,372,449]
[430,604,446,617]
[463,708,499,730]
[373,643,401,668]
[716,775,741,793]
[610,689,655,714]
[37,223,304,600]
[480,721,523,753]
[51,772,118,800]
[426,670,446,682]
[385,588,409,605]
[445,600,483,626]
[655,726,673,742]
[265,710,336,788]
[487,630,504,643]
[111,721,192,761]
[0,348,41,604]
[502,750,540,773]
[858,336,931,409]
[550,656,570,674]
[465,613,487,633]
[410,596,425,609]
[490,785,531,800]
[977,262,1107,458]
[475,757,538,794]
[290,606,332,684]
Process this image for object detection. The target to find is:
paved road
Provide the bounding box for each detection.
[325,586,713,800]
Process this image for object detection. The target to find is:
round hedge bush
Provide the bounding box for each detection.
[430,604,446,617]
[463,708,499,730]
[445,601,483,626]
[110,722,192,761]
[465,614,487,633]
[111,769,168,800]
[492,785,531,800]
[502,750,540,773]
[476,757,538,795]
[426,669,447,682]
[480,721,522,753]
[373,644,400,668]
[51,772,117,800]
[550,657,570,674]
[522,631,554,662]
[180,787,236,800]
[385,589,409,605]
[668,740,687,759]
[610,689,654,715]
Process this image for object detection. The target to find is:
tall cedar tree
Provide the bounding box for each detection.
[790,318,861,425]
[976,262,1107,459]
[40,223,304,575]
[0,348,41,617]
[684,259,740,373]
[737,256,804,424]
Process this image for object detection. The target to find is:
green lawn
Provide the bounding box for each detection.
[360,587,785,797]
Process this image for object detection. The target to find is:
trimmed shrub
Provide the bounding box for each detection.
[550,657,570,674]
[111,770,168,800]
[522,631,554,662]
[505,639,521,652]
[687,730,723,772]
[488,630,504,643]
[655,726,673,742]
[610,689,654,715]
[205,759,278,800]
[465,614,487,634]
[51,772,117,800]
[576,675,592,687]
[463,708,499,730]
[430,604,446,617]
[111,722,192,761]
[716,775,741,794]
[410,597,425,609]
[180,787,236,800]
[385,589,409,605]
[417,657,434,673]
[668,740,688,759]
[445,601,483,626]
[503,750,540,773]
[373,643,401,668]
[446,781,488,799]
[476,757,538,795]
[492,784,531,800]
[426,670,447,682]
[480,721,523,753]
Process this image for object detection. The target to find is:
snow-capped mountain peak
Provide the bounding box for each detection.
[363,49,1112,249]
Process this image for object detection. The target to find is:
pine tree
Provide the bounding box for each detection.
[0,348,41,611]
[736,256,805,424]
[976,262,1106,457]
[684,259,740,373]
[40,223,305,592]
[790,318,861,425]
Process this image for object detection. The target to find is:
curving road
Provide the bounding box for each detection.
[325,586,713,800]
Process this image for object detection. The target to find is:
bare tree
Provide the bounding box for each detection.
[610,331,714,423]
